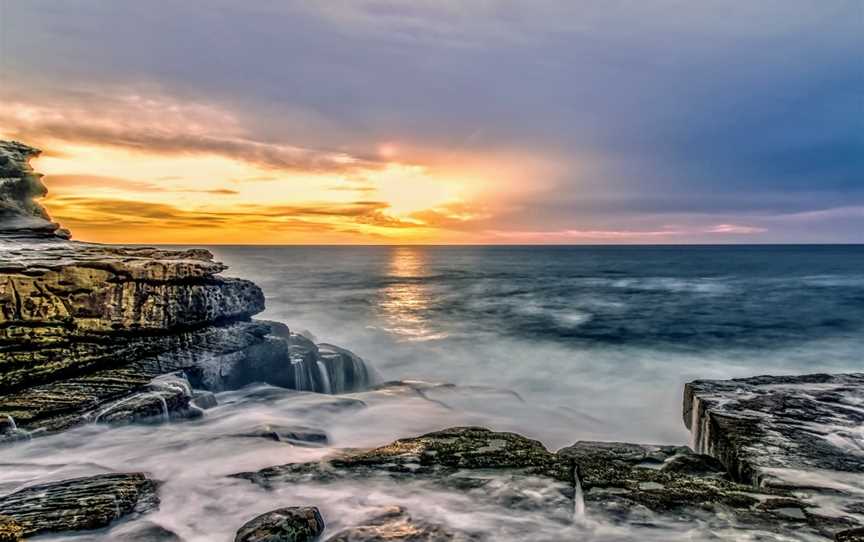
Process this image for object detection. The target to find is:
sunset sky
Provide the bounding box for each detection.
[0,1,861,244]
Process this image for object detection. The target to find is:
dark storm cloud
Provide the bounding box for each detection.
[1,0,862,241]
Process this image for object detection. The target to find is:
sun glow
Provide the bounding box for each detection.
[25,139,492,244]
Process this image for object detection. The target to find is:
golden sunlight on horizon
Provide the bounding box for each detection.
[0,91,571,245]
[26,140,496,245]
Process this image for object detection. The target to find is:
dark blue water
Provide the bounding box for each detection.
[209,245,864,443]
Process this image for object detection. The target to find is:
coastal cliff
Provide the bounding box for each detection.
[0,140,374,438]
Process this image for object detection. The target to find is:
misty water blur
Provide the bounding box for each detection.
[3,245,862,541]
[211,244,864,444]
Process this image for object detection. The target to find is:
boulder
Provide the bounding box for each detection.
[109,520,183,541]
[327,506,477,541]
[191,391,218,410]
[234,507,324,542]
[0,473,159,536]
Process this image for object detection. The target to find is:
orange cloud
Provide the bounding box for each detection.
[0,86,559,244]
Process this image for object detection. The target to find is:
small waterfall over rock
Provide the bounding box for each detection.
[573,466,587,523]
[317,343,377,393]
[316,361,332,394]
[0,414,30,443]
[283,332,378,394]
[2,415,17,432]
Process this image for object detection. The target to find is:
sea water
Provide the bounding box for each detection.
[2,244,861,541]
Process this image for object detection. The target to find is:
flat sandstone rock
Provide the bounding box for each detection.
[685,373,864,535]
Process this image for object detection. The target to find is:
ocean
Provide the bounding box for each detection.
[7,244,864,541]
[211,244,864,445]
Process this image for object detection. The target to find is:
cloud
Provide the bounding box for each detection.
[706,224,767,234]
[45,196,423,235]
[0,92,383,175]
[1,1,861,243]
[486,223,767,242]
[47,174,238,195]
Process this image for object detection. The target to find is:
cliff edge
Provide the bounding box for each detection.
[0,140,374,435]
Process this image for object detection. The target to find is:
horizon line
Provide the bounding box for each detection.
[113,242,864,248]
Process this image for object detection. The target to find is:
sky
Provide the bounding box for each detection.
[0,1,861,244]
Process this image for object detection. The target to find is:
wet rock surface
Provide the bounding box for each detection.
[327,506,478,541]
[237,426,573,483]
[236,427,575,515]
[558,440,846,539]
[109,520,183,541]
[235,423,329,446]
[685,373,864,534]
[0,472,159,536]
[0,139,376,436]
[235,507,324,542]
[836,527,864,542]
[94,373,199,424]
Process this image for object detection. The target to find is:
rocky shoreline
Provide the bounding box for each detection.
[0,139,862,541]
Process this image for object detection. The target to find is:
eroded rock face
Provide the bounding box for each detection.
[0,141,68,239]
[0,239,265,392]
[0,139,377,436]
[0,473,159,537]
[684,373,864,535]
[0,320,276,433]
[234,507,324,542]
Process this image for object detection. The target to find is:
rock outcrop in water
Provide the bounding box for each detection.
[0,140,376,437]
[0,473,159,537]
[685,373,864,538]
[558,440,844,539]
[236,426,577,530]
[234,507,325,542]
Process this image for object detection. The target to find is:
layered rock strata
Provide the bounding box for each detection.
[0,140,375,436]
[684,373,864,538]
[0,473,159,537]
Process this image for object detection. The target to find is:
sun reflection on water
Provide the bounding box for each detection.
[377,247,448,341]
